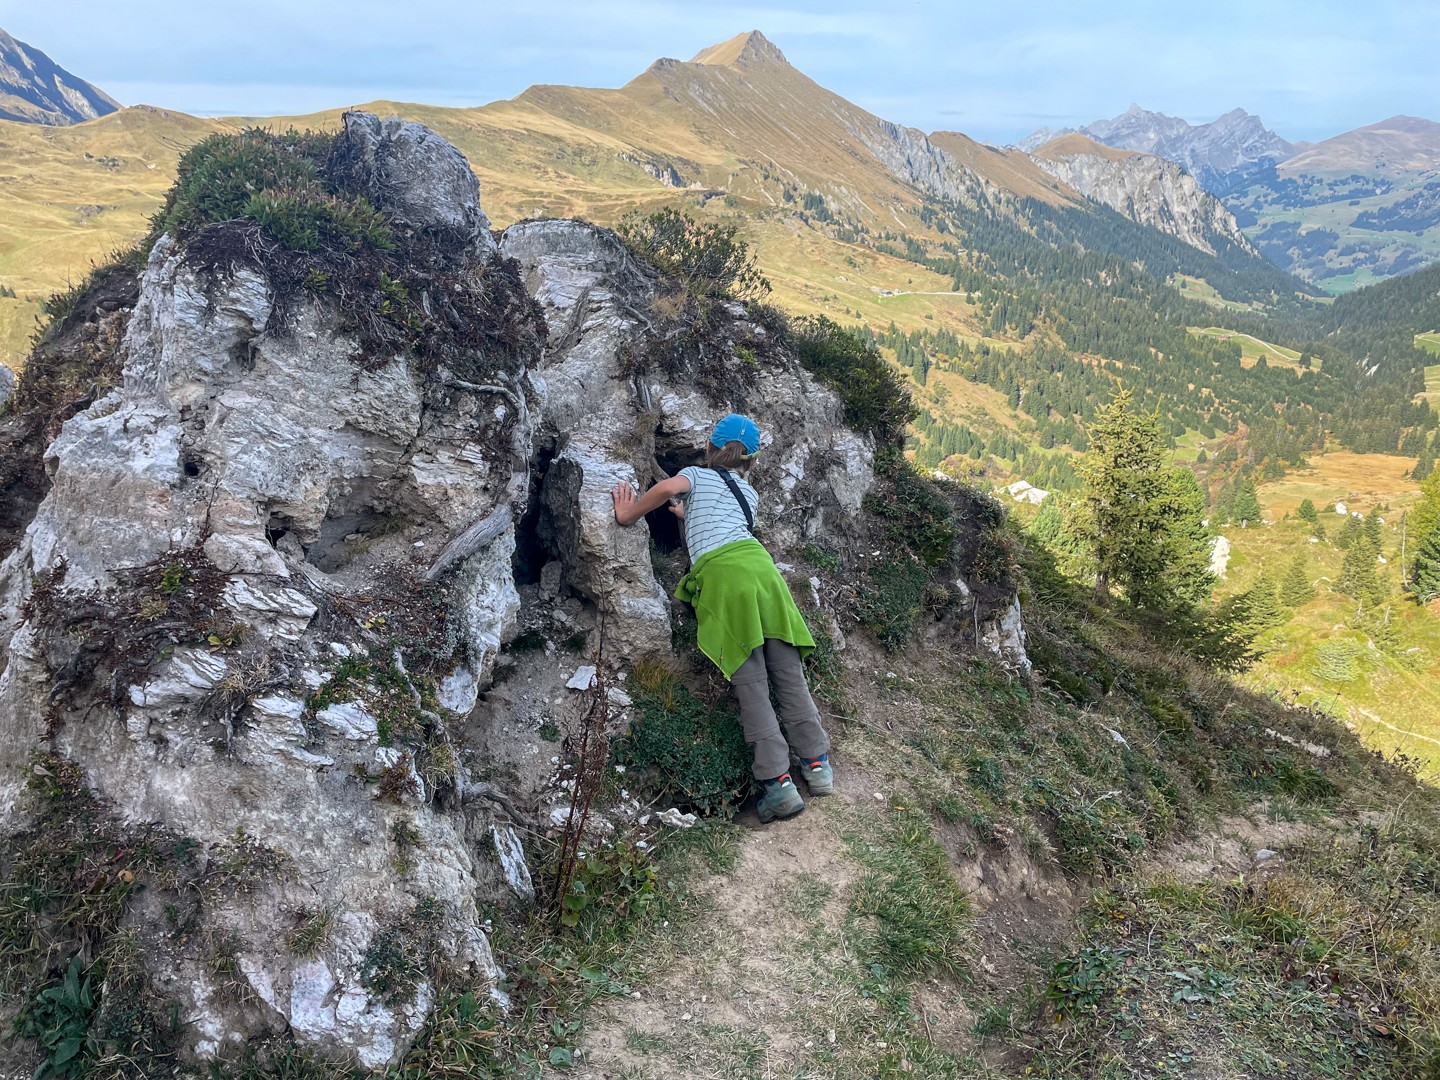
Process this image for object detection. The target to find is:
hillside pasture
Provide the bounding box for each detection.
[1257,451,1421,519]
[1420,361,1440,406]
[1189,325,1306,370]
[1167,273,1255,311]
[1217,459,1439,776]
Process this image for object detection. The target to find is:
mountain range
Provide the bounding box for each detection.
[1018,104,1297,195]
[0,29,1290,370]
[1024,105,1440,291]
[0,28,118,125]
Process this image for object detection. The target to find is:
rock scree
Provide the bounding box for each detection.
[0,114,1027,1069]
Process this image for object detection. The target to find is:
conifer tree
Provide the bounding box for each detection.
[1412,525,1440,604]
[1336,515,1362,550]
[1297,498,1318,524]
[1312,638,1361,682]
[1340,535,1383,605]
[1364,507,1384,553]
[1413,470,1440,556]
[1279,552,1314,607]
[1232,478,1262,526]
[1240,574,1285,636]
[1412,442,1434,482]
[1077,390,1213,609]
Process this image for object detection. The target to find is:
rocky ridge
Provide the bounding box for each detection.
[0,114,1027,1071]
[1029,134,1258,256]
[0,26,119,125]
[1019,104,1295,195]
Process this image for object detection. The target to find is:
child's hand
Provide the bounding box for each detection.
[611,482,637,525]
[668,499,685,520]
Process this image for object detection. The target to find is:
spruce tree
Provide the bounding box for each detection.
[1312,638,1361,682]
[1412,525,1440,604]
[1413,470,1440,555]
[1232,478,1262,526]
[1279,552,1314,607]
[1297,498,1318,524]
[1077,390,1213,609]
[1412,443,1434,483]
[1240,574,1285,636]
[1364,507,1384,553]
[1336,515,1362,550]
[1340,536,1383,605]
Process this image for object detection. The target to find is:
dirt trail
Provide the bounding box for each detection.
[569,791,863,1080]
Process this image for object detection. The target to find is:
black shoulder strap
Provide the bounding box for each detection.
[711,467,756,535]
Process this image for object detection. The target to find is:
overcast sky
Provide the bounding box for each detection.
[3,1,1435,144]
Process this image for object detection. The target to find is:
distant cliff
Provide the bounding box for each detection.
[1029,134,1259,256]
[1019,104,1294,195]
[0,26,119,125]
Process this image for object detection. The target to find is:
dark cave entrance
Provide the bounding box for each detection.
[644,436,704,556]
[512,442,559,586]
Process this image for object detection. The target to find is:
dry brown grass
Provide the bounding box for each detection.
[1258,451,1423,518]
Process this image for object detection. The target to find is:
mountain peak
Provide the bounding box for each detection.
[690,30,789,68]
[0,26,119,125]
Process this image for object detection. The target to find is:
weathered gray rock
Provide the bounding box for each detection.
[1030,143,1256,255]
[0,122,532,1067]
[0,364,14,408]
[1209,535,1232,578]
[501,219,880,660]
[978,595,1031,674]
[340,112,498,255]
[0,115,1032,1073]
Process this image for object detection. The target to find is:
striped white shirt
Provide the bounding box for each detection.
[678,466,759,562]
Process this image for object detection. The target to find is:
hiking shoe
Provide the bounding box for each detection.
[800,754,833,796]
[756,774,805,823]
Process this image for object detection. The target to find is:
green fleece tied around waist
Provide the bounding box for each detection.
[675,538,815,680]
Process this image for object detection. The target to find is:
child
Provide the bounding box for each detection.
[611,413,832,822]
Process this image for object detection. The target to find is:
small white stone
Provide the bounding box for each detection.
[566,665,597,690]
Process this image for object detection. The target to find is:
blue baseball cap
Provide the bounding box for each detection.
[710,413,762,455]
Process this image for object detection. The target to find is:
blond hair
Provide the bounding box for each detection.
[705,440,756,474]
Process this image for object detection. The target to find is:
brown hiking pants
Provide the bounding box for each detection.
[731,639,830,780]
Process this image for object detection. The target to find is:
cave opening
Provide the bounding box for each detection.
[645,432,705,556]
[512,442,559,586]
[265,511,293,549]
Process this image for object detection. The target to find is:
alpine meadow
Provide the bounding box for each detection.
[2,16,1440,1080]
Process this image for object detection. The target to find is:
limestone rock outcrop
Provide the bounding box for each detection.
[0,114,1029,1071]
[1029,135,1258,255]
[0,113,529,1070]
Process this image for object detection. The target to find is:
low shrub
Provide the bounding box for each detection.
[793,315,916,447]
[616,207,770,303]
[612,664,751,816]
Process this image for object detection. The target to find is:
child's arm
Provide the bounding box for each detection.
[612,474,691,526]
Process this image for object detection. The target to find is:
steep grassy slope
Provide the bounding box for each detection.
[1220,453,1440,776]
[0,106,232,362]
